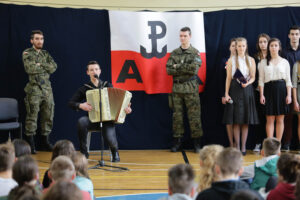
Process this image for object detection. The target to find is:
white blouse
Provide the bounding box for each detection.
[231,56,250,78]
[258,58,292,87]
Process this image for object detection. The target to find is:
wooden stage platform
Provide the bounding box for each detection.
[32,150,262,198]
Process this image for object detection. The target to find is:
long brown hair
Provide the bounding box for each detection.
[255,33,270,61]
[235,37,251,71]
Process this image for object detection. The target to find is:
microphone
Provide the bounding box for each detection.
[227,99,233,104]
[94,74,99,79]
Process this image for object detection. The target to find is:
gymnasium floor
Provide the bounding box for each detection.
[33,150,262,199]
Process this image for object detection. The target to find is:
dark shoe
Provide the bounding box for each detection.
[40,135,53,151]
[26,135,36,154]
[193,138,201,153]
[171,138,182,152]
[242,151,247,156]
[281,144,290,152]
[111,149,120,162]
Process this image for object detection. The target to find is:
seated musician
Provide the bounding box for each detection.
[68,61,132,161]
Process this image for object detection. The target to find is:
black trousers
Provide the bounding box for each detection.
[77,116,118,154]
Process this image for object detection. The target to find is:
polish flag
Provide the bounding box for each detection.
[109,11,206,94]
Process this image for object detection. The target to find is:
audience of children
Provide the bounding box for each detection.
[3,136,300,200]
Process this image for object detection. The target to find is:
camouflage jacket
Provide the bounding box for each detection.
[166,45,202,93]
[22,47,57,94]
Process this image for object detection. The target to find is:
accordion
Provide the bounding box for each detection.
[86,88,132,124]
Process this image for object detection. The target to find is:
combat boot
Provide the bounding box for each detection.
[193,137,201,153]
[26,135,36,154]
[111,148,120,162]
[171,138,182,152]
[40,135,53,151]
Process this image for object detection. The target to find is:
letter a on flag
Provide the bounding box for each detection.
[109,11,206,94]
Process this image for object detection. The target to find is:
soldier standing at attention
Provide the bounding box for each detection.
[166,27,202,153]
[22,30,57,154]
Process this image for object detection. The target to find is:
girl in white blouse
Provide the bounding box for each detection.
[223,37,258,155]
[258,38,292,140]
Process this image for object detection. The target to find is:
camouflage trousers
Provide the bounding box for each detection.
[171,92,202,138]
[24,92,54,136]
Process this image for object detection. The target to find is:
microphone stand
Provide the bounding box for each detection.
[89,76,129,172]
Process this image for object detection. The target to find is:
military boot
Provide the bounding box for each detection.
[26,135,36,154]
[193,137,201,153]
[111,148,120,162]
[40,135,53,151]
[171,138,182,152]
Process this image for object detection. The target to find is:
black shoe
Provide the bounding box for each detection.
[281,144,290,152]
[193,138,201,153]
[111,149,120,162]
[40,135,53,151]
[171,138,182,152]
[242,151,247,156]
[26,135,36,154]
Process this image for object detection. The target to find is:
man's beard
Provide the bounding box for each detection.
[34,44,43,49]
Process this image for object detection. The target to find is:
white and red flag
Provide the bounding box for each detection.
[109,11,206,94]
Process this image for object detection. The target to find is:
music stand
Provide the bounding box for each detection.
[88,78,129,172]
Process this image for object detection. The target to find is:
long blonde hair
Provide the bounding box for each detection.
[235,37,251,71]
[198,145,224,191]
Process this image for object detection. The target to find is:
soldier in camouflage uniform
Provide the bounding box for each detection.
[166,27,202,153]
[22,30,57,154]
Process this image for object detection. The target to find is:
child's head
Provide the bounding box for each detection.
[230,189,262,200]
[198,145,224,191]
[49,155,76,182]
[51,140,75,161]
[0,142,15,173]
[295,174,300,200]
[12,155,39,186]
[215,148,243,178]
[43,181,82,200]
[71,152,90,179]
[12,139,31,158]
[168,164,195,196]
[277,153,300,183]
[8,184,40,200]
[262,138,281,157]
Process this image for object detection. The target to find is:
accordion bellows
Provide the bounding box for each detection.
[86,88,132,124]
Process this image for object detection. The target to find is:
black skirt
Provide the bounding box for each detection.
[223,80,259,124]
[264,80,289,115]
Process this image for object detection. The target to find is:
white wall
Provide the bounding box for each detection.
[0,0,299,12]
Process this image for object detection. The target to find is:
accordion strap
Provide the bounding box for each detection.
[84,84,93,89]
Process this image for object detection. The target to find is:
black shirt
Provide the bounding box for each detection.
[68,80,113,111]
[281,45,300,78]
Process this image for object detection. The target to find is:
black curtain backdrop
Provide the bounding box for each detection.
[0,4,300,150]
